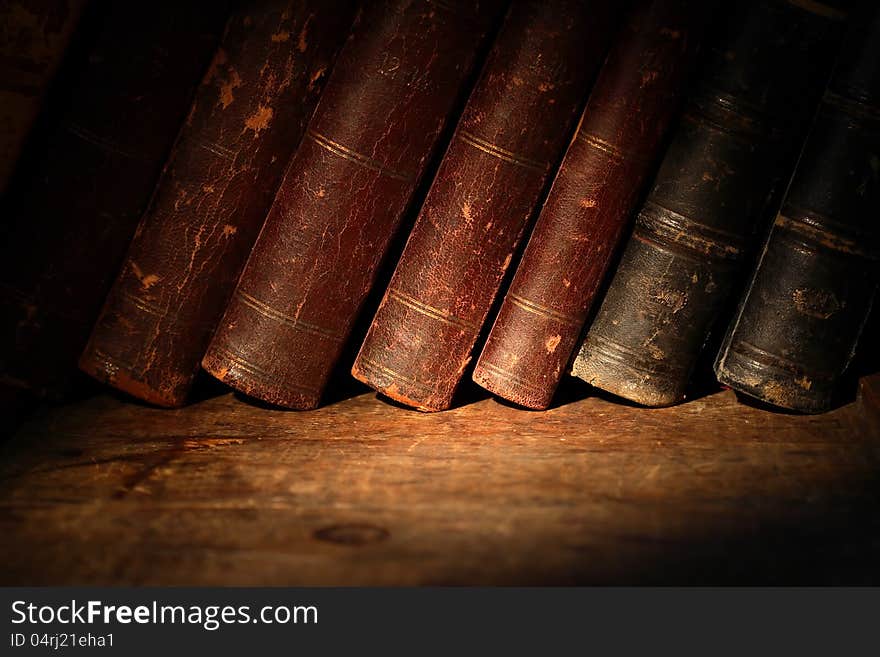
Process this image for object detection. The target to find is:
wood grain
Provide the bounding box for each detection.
[0,375,878,585]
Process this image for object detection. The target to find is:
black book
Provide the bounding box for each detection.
[572,0,849,406]
[715,4,880,413]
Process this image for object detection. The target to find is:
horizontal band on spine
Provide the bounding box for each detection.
[576,131,624,161]
[193,137,237,160]
[236,290,344,342]
[356,356,436,393]
[506,293,583,326]
[726,339,834,379]
[683,93,770,141]
[581,332,688,377]
[775,213,878,259]
[477,360,547,394]
[785,0,847,20]
[211,344,320,395]
[426,0,459,13]
[456,129,549,172]
[634,201,745,262]
[306,130,414,182]
[387,287,480,331]
[822,90,880,123]
[87,347,140,383]
[65,122,144,162]
[119,291,167,319]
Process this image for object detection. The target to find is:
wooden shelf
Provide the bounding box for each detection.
[1,375,878,585]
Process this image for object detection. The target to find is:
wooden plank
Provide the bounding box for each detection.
[0,376,878,585]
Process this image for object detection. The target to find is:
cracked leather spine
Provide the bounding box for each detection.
[0,1,228,399]
[79,0,356,407]
[571,0,848,407]
[714,6,880,413]
[202,0,506,410]
[351,0,622,412]
[473,0,712,410]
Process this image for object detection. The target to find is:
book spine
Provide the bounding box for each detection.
[201,0,506,410]
[570,0,848,407]
[79,0,356,407]
[350,0,620,412]
[473,0,710,410]
[0,1,228,399]
[0,0,87,194]
[715,7,880,413]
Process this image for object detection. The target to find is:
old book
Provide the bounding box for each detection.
[571,0,848,407]
[350,0,621,412]
[0,1,227,399]
[714,7,880,413]
[473,0,711,410]
[201,0,506,410]
[0,0,87,195]
[79,0,356,407]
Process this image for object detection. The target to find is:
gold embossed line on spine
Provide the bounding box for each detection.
[575,130,626,161]
[235,291,345,342]
[456,129,550,172]
[505,293,584,326]
[306,129,415,182]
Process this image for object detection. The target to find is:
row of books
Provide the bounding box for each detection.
[1,0,877,416]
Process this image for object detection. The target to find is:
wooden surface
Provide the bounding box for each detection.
[1,376,878,585]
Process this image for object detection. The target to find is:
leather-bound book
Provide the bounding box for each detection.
[201,0,506,410]
[715,6,880,413]
[571,0,848,407]
[350,0,620,412]
[79,0,356,407]
[0,1,227,399]
[473,0,711,410]
[0,0,87,195]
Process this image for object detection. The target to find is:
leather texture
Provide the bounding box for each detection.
[202,0,506,410]
[80,0,355,407]
[0,0,86,194]
[572,0,848,406]
[352,0,621,412]
[473,0,711,410]
[0,1,226,399]
[715,5,880,413]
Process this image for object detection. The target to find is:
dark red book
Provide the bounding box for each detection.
[352,0,621,411]
[79,0,355,407]
[0,1,227,399]
[201,0,505,410]
[473,0,711,410]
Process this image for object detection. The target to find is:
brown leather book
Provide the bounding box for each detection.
[473,0,711,410]
[571,0,848,407]
[0,1,227,399]
[0,0,87,195]
[350,0,621,412]
[79,0,356,407]
[715,6,880,413]
[201,0,506,410]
